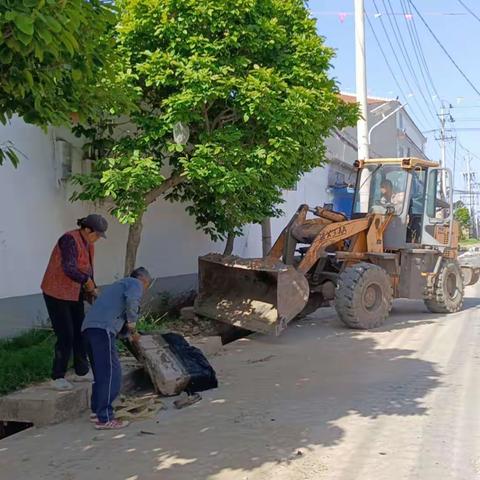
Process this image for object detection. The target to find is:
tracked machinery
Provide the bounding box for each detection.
[195,157,480,335]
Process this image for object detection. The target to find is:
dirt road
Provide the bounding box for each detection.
[2,284,480,480]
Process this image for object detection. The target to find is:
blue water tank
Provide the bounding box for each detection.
[331,186,354,218]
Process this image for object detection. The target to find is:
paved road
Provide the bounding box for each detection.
[2,284,480,480]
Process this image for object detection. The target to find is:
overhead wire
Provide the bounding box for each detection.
[383,0,439,122]
[408,0,480,97]
[365,14,410,106]
[371,0,432,129]
[399,0,442,103]
[457,0,480,24]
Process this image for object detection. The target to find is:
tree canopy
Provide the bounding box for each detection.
[454,203,471,232]
[72,0,358,271]
[0,0,132,165]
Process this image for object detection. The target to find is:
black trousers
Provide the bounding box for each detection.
[43,294,89,380]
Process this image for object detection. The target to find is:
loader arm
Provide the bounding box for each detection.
[267,204,309,262]
[298,212,395,274]
[297,217,371,274]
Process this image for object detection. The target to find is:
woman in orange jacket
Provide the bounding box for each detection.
[41,214,108,391]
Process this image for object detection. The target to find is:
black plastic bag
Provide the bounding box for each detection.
[162,333,218,394]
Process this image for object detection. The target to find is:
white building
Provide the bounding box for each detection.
[0,95,427,337]
[324,93,427,188]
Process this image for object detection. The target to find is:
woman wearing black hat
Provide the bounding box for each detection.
[41,214,108,391]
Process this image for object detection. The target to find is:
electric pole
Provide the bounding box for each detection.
[355,0,368,161]
[463,154,477,238]
[436,103,455,196]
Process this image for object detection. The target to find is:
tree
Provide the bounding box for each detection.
[454,204,471,238]
[72,0,358,274]
[0,0,132,166]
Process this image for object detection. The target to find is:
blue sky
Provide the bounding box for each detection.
[309,0,480,190]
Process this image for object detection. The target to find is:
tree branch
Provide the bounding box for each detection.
[211,108,236,131]
[203,102,211,134]
[145,173,185,205]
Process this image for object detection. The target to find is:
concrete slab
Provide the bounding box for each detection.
[0,383,90,426]
[0,359,147,427]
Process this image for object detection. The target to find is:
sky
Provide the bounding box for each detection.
[308,0,480,192]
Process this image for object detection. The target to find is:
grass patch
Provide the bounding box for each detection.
[0,330,54,395]
[460,238,480,246]
[137,314,185,333]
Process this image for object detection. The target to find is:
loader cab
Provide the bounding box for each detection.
[352,158,454,250]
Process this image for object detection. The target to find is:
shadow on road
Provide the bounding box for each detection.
[101,313,441,479]
[0,302,445,480]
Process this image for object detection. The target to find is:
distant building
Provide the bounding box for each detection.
[326,92,427,183]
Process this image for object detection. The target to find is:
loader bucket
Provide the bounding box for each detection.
[194,254,310,336]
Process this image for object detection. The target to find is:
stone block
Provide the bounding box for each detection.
[0,383,90,426]
[129,335,189,396]
[180,306,196,321]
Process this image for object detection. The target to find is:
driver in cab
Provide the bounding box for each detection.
[380,179,404,215]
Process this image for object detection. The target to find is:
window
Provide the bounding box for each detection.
[410,169,426,215]
[399,113,404,129]
[399,147,404,157]
[425,169,451,219]
[353,164,409,216]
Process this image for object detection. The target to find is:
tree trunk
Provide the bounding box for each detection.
[261,218,272,257]
[124,212,144,276]
[122,174,185,276]
[223,233,235,255]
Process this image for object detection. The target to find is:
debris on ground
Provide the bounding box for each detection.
[115,393,165,422]
[173,392,202,409]
[246,355,276,364]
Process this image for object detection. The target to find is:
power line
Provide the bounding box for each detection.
[409,0,480,97]
[457,141,480,163]
[371,0,432,128]
[400,0,442,102]
[457,0,480,24]
[365,13,410,106]
[383,0,439,122]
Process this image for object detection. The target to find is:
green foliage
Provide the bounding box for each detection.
[73,0,358,241]
[72,149,165,223]
[0,0,135,166]
[454,206,471,229]
[0,330,54,395]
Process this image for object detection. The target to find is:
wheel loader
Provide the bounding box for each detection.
[194,157,480,335]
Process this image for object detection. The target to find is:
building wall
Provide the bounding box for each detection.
[0,117,224,336]
[0,117,334,336]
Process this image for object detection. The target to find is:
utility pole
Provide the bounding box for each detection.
[463,154,477,238]
[354,0,371,211]
[354,0,368,161]
[439,104,446,170]
[436,103,455,197]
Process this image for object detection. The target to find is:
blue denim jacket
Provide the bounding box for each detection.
[82,277,143,335]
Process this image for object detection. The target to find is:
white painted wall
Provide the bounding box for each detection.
[0,117,224,301]
[236,166,332,258]
[0,117,335,302]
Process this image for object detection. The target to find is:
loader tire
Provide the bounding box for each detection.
[424,261,464,314]
[335,262,393,329]
[470,270,480,286]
